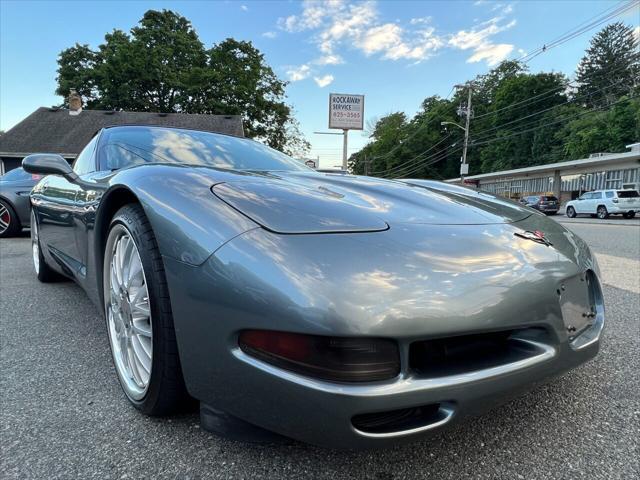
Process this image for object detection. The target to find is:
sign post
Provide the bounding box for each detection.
[328,93,364,170]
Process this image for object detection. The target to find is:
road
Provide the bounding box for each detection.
[1,223,639,480]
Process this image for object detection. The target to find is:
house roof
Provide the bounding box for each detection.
[0,107,244,158]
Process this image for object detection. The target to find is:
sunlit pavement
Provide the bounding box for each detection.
[1,228,639,480]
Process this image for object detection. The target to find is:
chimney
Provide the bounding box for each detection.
[68,89,82,116]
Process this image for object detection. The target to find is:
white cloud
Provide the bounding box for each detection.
[240,4,248,11]
[467,43,514,66]
[314,74,335,87]
[358,23,403,55]
[277,0,517,67]
[448,17,516,65]
[316,54,344,65]
[287,64,311,81]
[277,2,328,32]
[262,31,278,39]
[410,16,432,25]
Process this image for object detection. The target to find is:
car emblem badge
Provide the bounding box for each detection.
[514,230,552,246]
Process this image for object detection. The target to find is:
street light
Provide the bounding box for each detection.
[440,121,465,131]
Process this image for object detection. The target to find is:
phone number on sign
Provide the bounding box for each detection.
[331,112,361,119]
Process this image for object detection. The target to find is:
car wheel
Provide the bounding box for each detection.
[596,206,609,219]
[103,204,189,415]
[623,212,636,219]
[566,206,576,218]
[31,210,63,282]
[0,199,21,238]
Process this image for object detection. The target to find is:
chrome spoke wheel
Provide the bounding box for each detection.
[31,211,40,274]
[0,203,10,234]
[105,225,153,400]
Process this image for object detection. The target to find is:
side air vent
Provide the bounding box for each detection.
[352,403,454,436]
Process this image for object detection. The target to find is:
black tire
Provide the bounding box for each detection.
[596,205,609,219]
[104,204,189,416]
[0,199,21,238]
[623,211,636,219]
[31,210,64,282]
[566,206,577,218]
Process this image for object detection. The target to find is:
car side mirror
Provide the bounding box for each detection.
[22,154,78,182]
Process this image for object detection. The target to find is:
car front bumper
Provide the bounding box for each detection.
[163,219,603,449]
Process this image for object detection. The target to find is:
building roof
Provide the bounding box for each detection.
[0,107,244,158]
[446,148,640,183]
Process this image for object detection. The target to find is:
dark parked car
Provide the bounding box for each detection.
[519,195,560,215]
[23,126,604,449]
[0,167,42,237]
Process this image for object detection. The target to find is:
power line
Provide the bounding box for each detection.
[472,95,637,147]
[470,78,630,142]
[383,95,637,179]
[375,73,633,178]
[517,1,638,63]
[371,133,453,175]
[388,147,463,179]
[367,86,457,163]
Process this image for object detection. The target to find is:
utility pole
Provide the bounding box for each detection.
[461,84,472,181]
[342,129,348,171]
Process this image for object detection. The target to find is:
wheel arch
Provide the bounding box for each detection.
[94,186,142,309]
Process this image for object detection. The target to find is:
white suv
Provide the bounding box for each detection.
[565,189,640,219]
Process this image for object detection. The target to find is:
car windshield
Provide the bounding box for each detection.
[617,190,639,198]
[99,126,311,172]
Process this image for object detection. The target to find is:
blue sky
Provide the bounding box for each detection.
[1,0,638,167]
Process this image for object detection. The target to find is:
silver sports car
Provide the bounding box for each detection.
[23,125,604,449]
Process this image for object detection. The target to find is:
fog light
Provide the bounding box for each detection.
[238,330,400,383]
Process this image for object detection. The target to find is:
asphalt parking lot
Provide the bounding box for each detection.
[1,222,639,480]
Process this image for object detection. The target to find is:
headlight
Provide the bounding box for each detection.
[239,330,400,383]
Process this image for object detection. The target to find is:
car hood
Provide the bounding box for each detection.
[204,170,533,234]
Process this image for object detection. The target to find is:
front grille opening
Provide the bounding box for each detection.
[409,328,549,378]
[352,403,448,435]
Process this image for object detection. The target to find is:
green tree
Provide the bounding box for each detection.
[478,72,568,172]
[203,38,292,150]
[558,95,640,159]
[55,10,307,153]
[576,22,639,107]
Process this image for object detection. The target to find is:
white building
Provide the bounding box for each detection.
[448,143,640,205]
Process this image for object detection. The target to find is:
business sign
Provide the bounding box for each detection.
[329,93,365,130]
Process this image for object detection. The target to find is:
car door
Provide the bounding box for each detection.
[34,135,100,278]
[589,192,603,213]
[574,193,591,213]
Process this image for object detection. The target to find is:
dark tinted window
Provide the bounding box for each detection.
[618,190,639,198]
[579,193,591,200]
[541,196,558,201]
[100,126,310,172]
[73,134,99,174]
[605,191,614,198]
[1,168,31,181]
[591,192,602,199]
